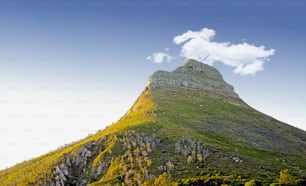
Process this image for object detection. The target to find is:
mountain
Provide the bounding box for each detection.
[0,59,305,186]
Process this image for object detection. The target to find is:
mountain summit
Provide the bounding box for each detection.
[147,59,239,100]
[1,59,305,185]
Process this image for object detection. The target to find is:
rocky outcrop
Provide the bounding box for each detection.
[147,59,239,99]
[116,131,160,185]
[175,138,210,163]
[45,131,162,186]
[47,131,213,186]
[50,137,108,186]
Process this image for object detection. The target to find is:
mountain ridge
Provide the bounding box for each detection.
[0,59,305,185]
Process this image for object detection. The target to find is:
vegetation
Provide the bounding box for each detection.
[276,169,297,185]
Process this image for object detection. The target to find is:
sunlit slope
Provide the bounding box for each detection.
[0,90,157,185]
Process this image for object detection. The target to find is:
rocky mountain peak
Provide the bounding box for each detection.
[176,59,223,80]
[147,59,240,99]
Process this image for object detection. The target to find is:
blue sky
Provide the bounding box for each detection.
[0,0,305,169]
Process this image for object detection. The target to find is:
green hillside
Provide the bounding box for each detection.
[0,59,305,186]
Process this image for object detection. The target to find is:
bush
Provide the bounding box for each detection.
[277,169,295,185]
[245,179,256,186]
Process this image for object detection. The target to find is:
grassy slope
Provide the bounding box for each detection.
[148,88,306,182]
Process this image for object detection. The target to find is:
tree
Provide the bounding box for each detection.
[187,155,193,163]
[146,159,152,166]
[278,169,295,185]
[244,179,256,186]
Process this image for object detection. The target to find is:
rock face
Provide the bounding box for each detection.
[50,138,108,186]
[147,59,239,99]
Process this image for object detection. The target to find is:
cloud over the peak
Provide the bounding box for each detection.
[173,28,275,75]
[146,50,174,64]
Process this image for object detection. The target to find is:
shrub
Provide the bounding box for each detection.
[277,169,295,185]
[245,179,256,186]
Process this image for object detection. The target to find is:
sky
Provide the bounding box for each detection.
[0,0,305,169]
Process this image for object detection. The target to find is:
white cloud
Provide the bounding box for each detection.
[173,28,275,75]
[146,52,174,64]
